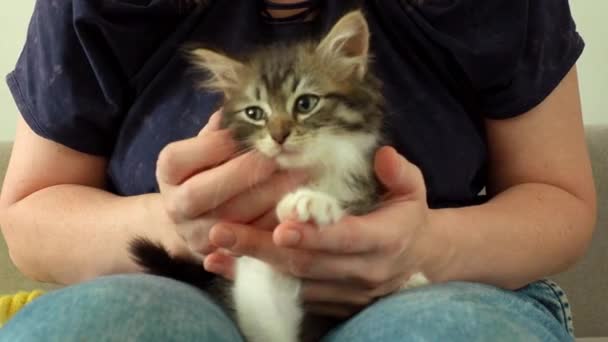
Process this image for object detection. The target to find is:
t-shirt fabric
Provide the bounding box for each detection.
[6,0,584,208]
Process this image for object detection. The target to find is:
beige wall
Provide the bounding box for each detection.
[571,0,608,126]
[0,1,35,140]
[0,1,606,141]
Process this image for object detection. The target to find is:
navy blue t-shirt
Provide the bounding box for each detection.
[7,0,584,208]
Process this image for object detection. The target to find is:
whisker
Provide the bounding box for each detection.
[320,155,331,173]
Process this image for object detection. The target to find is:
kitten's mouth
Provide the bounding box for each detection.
[271,145,302,159]
[279,146,300,154]
[274,146,306,168]
[260,142,303,160]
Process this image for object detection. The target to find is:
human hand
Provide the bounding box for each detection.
[154,109,308,258]
[206,146,451,317]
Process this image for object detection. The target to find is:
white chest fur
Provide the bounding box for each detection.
[233,134,376,342]
[232,132,428,342]
[233,257,302,342]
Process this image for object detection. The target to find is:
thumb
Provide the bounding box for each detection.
[198,108,223,136]
[374,146,426,201]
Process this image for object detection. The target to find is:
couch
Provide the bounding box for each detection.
[1,126,607,340]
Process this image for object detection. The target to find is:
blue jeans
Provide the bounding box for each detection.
[0,274,574,341]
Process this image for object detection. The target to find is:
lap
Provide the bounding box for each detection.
[0,274,243,342]
[325,281,574,342]
[0,276,573,342]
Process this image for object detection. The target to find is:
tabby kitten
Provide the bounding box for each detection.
[130,11,427,342]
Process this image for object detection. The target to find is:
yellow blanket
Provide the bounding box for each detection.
[0,290,44,327]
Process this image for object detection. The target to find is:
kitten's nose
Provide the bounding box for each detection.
[270,130,291,145]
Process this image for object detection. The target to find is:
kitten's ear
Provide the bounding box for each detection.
[190,48,245,94]
[317,11,370,80]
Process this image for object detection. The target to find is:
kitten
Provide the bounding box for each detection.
[130,11,428,342]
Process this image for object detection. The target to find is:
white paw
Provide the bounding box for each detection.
[276,189,344,226]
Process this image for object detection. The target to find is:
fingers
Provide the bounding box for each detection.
[214,170,308,224]
[374,146,426,201]
[176,217,219,255]
[204,250,236,280]
[211,221,403,285]
[285,251,373,282]
[209,222,286,267]
[199,110,223,135]
[283,250,402,287]
[157,129,238,186]
[253,210,280,231]
[273,213,409,254]
[208,221,354,280]
[167,152,277,221]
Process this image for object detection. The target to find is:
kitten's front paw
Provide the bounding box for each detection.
[276,189,344,227]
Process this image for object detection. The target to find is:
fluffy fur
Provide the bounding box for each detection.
[130,11,428,342]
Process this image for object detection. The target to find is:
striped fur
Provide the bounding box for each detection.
[131,10,390,342]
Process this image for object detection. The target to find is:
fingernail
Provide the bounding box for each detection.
[282,229,301,246]
[214,227,236,248]
[204,259,224,274]
[219,248,241,257]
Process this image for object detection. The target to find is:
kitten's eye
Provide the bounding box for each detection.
[294,95,320,114]
[244,106,266,121]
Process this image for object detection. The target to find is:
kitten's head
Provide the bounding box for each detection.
[191,11,383,169]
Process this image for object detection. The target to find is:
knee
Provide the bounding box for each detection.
[55,274,230,321]
[55,274,216,313]
[1,274,241,342]
[371,282,518,333]
[330,282,568,342]
[77,273,205,301]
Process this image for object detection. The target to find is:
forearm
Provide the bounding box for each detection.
[0,185,173,285]
[428,183,596,290]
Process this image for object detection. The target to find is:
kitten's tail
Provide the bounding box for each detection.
[129,237,216,291]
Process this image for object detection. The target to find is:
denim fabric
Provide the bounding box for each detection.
[0,274,573,341]
[325,280,574,342]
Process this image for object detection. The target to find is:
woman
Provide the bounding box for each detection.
[0,0,595,341]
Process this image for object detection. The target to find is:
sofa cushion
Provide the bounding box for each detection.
[553,125,608,337]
